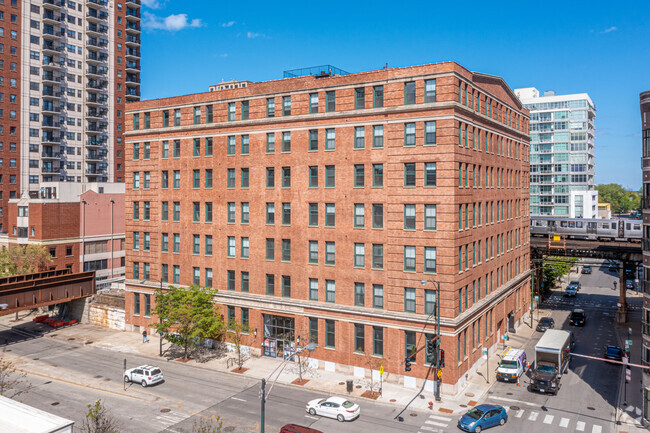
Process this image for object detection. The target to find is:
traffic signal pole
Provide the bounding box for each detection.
[435,280,441,402]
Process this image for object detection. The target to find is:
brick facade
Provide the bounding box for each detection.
[124,62,531,393]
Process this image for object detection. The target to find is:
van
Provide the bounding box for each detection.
[496,347,527,382]
[279,424,324,433]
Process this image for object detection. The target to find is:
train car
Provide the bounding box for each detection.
[530,216,642,242]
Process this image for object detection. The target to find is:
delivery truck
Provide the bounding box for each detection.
[529,329,571,395]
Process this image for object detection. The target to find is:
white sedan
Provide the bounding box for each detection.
[305,396,360,422]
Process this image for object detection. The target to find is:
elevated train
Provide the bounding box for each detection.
[530,216,642,242]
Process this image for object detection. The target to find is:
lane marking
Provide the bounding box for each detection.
[489,395,537,406]
[528,411,539,421]
[429,415,452,421]
[559,418,570,428]
[576,421,586,431]
[231,397,246,402]
[304,415,319,420]
[420,427,437,432]
[515,409,524,418]
[543,414,554,424]
[424,418,447,428]
[592,426,602,433]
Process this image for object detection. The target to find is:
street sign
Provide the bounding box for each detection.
[626,368,631,382]
[380,365,384,376]
[626,340,633,346]
[502,334,509,341]
[534,296,539,302]
[623,356,629,364]
[482,348,488,355]
[437,369,442,379]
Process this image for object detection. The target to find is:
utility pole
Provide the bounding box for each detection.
[435,280,441,402]
[260,378,266,433]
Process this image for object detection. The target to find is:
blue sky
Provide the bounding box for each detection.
[139,0,650,189]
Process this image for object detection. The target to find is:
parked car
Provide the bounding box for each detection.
[569,309,586,326]
[124,365,163,387]
[536,317,555,332]
[626,280,635,290]
[604,345,624,363]
[564,286,577,297]
[458,404,508,432]
[306,396,360,422]
[568,281,581,291]
[280,425,323,433]
[581,266,592,274]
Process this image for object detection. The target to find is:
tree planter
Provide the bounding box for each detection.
[291,378,310,386]
[231,367,248,374]
[361,390,380,400]
[175,357,193,363]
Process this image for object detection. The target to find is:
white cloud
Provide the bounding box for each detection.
[600,26,618,34]
[247,31,265,39]
[221,21,235,28]
[143,12,204,31]
[141,0,166,9]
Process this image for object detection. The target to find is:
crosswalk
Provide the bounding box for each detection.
[417,405,606,433]
[156,410,188,430]
[543,296,641,311]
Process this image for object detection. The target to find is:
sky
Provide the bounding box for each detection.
[138,0,650,190]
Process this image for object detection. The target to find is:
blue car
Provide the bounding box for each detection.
[457,404,508,432]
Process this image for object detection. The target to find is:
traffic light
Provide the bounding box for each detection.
[427,339,436,357]
[439,349,445,368]
[404,356,412,372]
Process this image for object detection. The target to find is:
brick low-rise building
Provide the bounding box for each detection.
[124,62,531,394]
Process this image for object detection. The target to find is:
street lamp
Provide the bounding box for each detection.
[260,341,316,433]
[420,279,442,402]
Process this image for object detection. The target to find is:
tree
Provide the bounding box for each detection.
[152,285,224,360]
[596,184,641,213]
[226,319,250,370]
[80,400,120,433]
[0,353,31,398]
[0,245,52,276]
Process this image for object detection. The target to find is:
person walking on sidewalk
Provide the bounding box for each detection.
[142,329,149,343]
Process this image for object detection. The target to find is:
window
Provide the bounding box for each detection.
[325,166,335,187]
[227,270,235,290]
[265,238,275,260]
[326,280,335,303]
[228,236,235,257]
[282,96,291,116]
[425,163,437,187]
[372,244,383,269]
[282,167,291,187]
[133,143,140,160]
[193,235,200,255]
[173,171,180,189]
[241,135,249,155]
[281,239,291,262]
[205,169,213,188]
[228,136,235,155]
[355,283,365,306]
[353,164,365,187]
[373,164,383,187]
[404,123,415,146]
[309,166,318,187]
[227,202,236,223]
[425,79,436,103]
[282,203,291,225]
[266,133,275,153]
[241,272,249,292]
[425,121,436,145]
[228,103,235,121]
[309,278,318,301]
[266,203,275,224]
[404,163,416,187]
[266,167,275,188]
[424,247,437,273]
[372,204,383,228]
[241,202,249,224]
[266,98,275,117]
[309,203,318,226]
[133,113,139,130]
[373,285,384,309]
[282,275,291,297]
[134,293,140,315]
[325,129,335,150]
[354,126,365,148]
[241,168,249,188]
[404,81,416,105]
[326,91,335,112]
[162,264,169,283]
[309,129,318,151]
[309,93,319,113]
[193,170,200,188]
[354,243,365,267]
[205,235,213,256]
[161,202,168,221]
[193,139,200,157]
[425,204,437,230]
[173,234,180,253]
[373,327,383,356]
[354,324,365,353]
[309,318,319,344]
[266,274,275,296]
[404,288,416,313]
[404,204,416,230]
[162,141,169,158]
[173,140,181,158]
[173,266,180,284]
[133,202,140,220]
[308,241,318,264]
[325,242,335,265]
[325,320,335,348]
[404,246,416,271]
[241,237,249,258]
[241,101,248,120]
[373,125,384,148]
[325,204,335,227]
[373,86,383,108]
[282,132,291,152]
[206,105,213,123]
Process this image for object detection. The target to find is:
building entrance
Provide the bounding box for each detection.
[262,314,295,359]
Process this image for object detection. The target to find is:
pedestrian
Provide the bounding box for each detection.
[142,329,149,343]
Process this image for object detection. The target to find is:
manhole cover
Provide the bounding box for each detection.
[510,406,520,411]
[94,375,102,379]
[409,413,418,417]
[460,404,468,408]
[355,385,362,389]
[465,393,475,397]
[338,382,344,385]
[506,392,513,395]
[390,399,397,402]
[51,402,59,406]
[587,407,595,411]
[160,409,171,413]
[67,338,75,341]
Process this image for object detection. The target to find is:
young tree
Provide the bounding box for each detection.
[0,245,52,276]
[152,285,224,360]
[181,417,223,433]
[80,400,120,433]
[362,349,386,398]
[227,319,250,370]
[0,353,31,398]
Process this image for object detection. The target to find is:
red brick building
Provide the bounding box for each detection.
[124,62,531,394]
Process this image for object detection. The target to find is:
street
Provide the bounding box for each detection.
[1,260,643,433]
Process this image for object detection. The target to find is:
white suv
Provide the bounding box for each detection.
[124,365,163,387]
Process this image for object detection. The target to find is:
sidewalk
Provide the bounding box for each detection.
[0,311,535,416]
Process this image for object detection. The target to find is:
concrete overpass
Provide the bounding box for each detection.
[0,269,96,317]
[530,235,642,324]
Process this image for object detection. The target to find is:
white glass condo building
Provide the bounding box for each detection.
[515,88,597,218]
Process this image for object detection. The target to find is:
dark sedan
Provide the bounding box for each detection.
[536,317,555,332]
[604,345,623,363]
[581,266,592,274]
[569,309,586,326]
